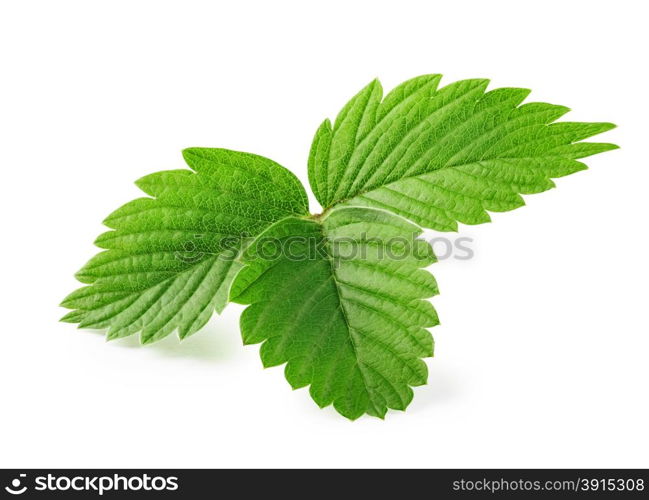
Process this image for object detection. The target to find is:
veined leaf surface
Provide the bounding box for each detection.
[62,74,618,418]
[61,148,308,344]
[308,75,617,230]
[231,207,438,419]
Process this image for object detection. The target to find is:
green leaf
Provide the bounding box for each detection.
[61,148,309,344]
[231,207,439,419]
[308,75,618,231]
[62,74,618,419]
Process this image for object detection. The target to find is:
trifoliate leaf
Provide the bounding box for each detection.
[308,75,618,231]
[230,207,439,419]
[61,148,308,344]
[62,74,618,419]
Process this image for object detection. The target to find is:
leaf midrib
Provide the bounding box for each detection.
[321,227,389,415]
[326,155,569,212]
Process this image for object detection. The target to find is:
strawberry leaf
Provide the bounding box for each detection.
[309,75,618,230]
[231,207,438,419]
[61,148,308,344]
[62,74,618,418]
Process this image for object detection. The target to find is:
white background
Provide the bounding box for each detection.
[1,0,646,468]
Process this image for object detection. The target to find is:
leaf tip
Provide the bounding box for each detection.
[133,173,151,192]
[59,310,82,323]
[341,412,363,422]
[74,270,94,284]
[367,77,382,90]
[181,147,202,164]
[93,230,114,248]
[140,333,156,346]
